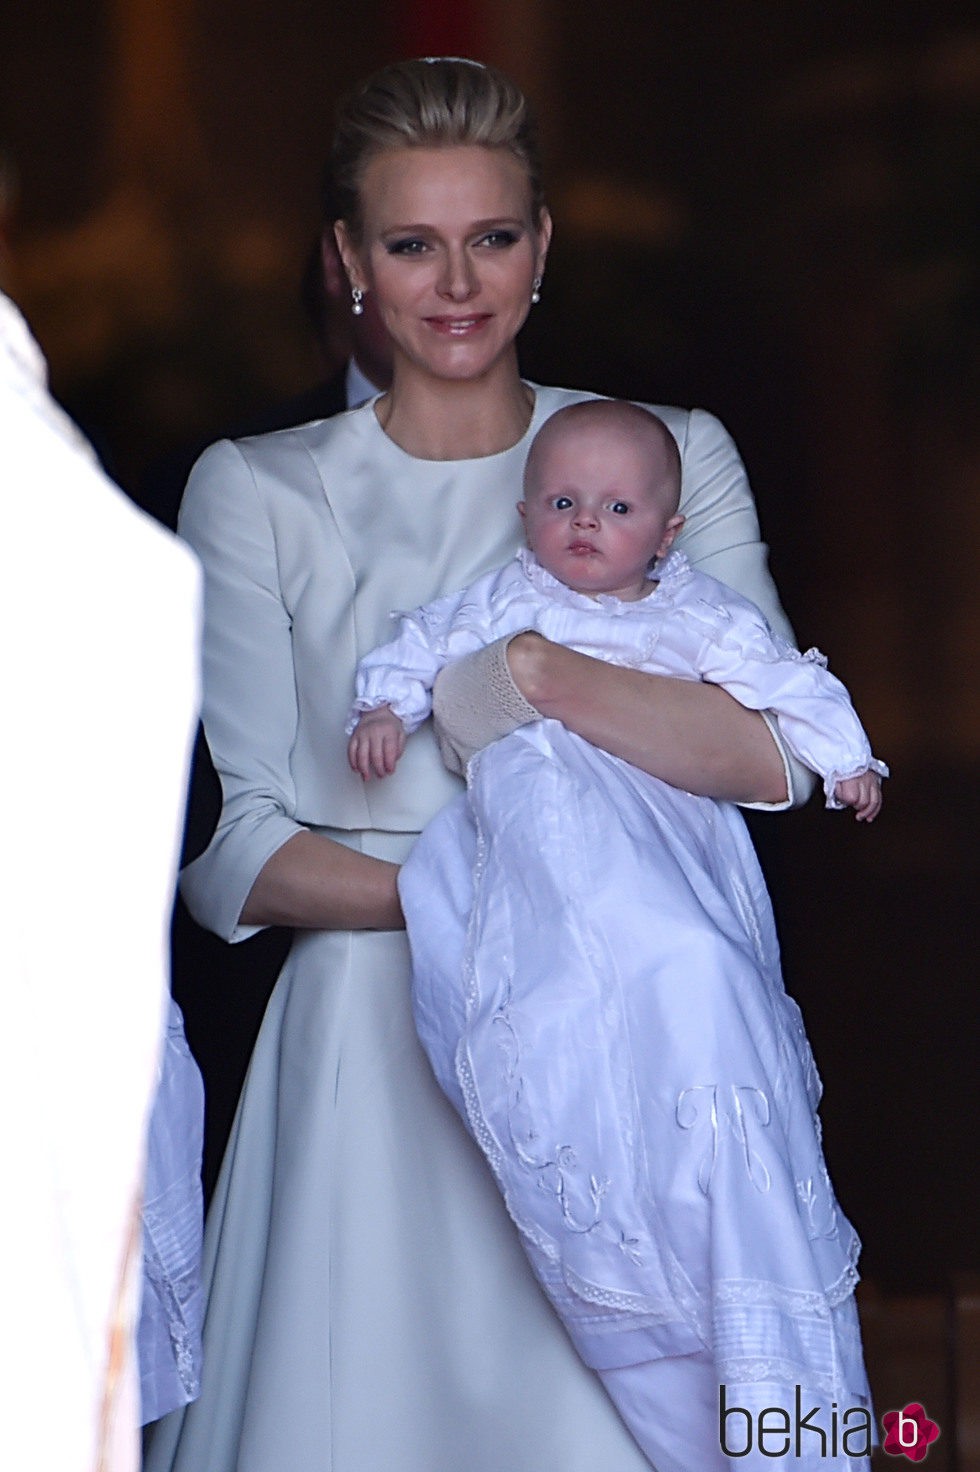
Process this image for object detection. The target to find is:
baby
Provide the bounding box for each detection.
[347,399,886,819]
[345,399,885,1468]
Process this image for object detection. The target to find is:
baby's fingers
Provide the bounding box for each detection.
[349,733,374,781]
[854,776,883,822]
[347,733,365,776]
[379,728,407,775]
[365,728,405,778]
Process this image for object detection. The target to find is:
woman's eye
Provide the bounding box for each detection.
[610,501,630,515]
[553,496,573,511]
[386,237,429,256]
[476,229,520,249]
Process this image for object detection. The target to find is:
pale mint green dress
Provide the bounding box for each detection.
[144,386,800,1472]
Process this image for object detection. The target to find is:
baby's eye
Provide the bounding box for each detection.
[610,501,631,515]
[386,237,429,256]
[552,495,574,511]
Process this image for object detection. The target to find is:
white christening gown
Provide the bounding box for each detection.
[403,725,874,1470]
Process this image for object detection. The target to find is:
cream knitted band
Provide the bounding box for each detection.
[432,631,542,775]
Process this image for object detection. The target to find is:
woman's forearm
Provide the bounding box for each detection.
[507,634,788,804]
[239,830,405,931]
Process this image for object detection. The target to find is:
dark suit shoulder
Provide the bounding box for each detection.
[227,372,347,437]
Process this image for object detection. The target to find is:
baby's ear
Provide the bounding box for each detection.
[517,501,527,522]
[657,513,685,557]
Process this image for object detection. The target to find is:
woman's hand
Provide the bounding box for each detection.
[239,830,405,931]
[505,632,789,805]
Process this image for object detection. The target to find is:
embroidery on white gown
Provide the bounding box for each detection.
[403,725,871,1413]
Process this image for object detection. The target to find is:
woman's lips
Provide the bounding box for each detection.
[424,314,493,336]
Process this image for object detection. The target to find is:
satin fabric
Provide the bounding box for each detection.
[403,724,873,1465]
[178,388,802,945]
[148,389,803,1471]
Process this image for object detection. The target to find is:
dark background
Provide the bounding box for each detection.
[2,1,977,1294]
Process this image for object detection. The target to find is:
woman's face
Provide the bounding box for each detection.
[336,144,551,388]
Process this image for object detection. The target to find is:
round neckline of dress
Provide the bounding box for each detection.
[362,384,544,466]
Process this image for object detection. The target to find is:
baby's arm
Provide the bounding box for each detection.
[345,620,444,784]
[347,620,447,739]
[346,589,481,741]
[346,566,522,778]
[686,580,888,817]
[347,704,408,781]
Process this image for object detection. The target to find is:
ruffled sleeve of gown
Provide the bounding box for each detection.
[673,566,888,806]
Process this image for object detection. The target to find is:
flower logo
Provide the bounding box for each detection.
[881,1403,940,1461]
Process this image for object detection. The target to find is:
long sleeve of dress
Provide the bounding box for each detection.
[178,440,307,942]
[671,409,795,645]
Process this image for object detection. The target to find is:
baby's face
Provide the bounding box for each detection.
[519,422,683,601]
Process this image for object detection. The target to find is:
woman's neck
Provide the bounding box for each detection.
[374,354,534,460]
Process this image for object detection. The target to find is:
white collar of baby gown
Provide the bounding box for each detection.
[516,546,691,611]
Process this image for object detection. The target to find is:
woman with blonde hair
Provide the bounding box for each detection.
[146,58,844,1472]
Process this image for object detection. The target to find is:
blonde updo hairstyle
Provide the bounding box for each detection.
[330,58,546,242]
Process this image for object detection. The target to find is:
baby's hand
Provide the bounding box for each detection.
[834,770,883,822]
[348,705,407,780]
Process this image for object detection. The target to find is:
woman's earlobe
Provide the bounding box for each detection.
[320,229,350,300]
[333,220,362,290]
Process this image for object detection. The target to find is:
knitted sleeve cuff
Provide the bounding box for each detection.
[431,631,542,775]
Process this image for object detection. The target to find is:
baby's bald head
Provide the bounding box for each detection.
[523,399,681,512]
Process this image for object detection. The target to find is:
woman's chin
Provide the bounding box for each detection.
[397,322,524,387]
